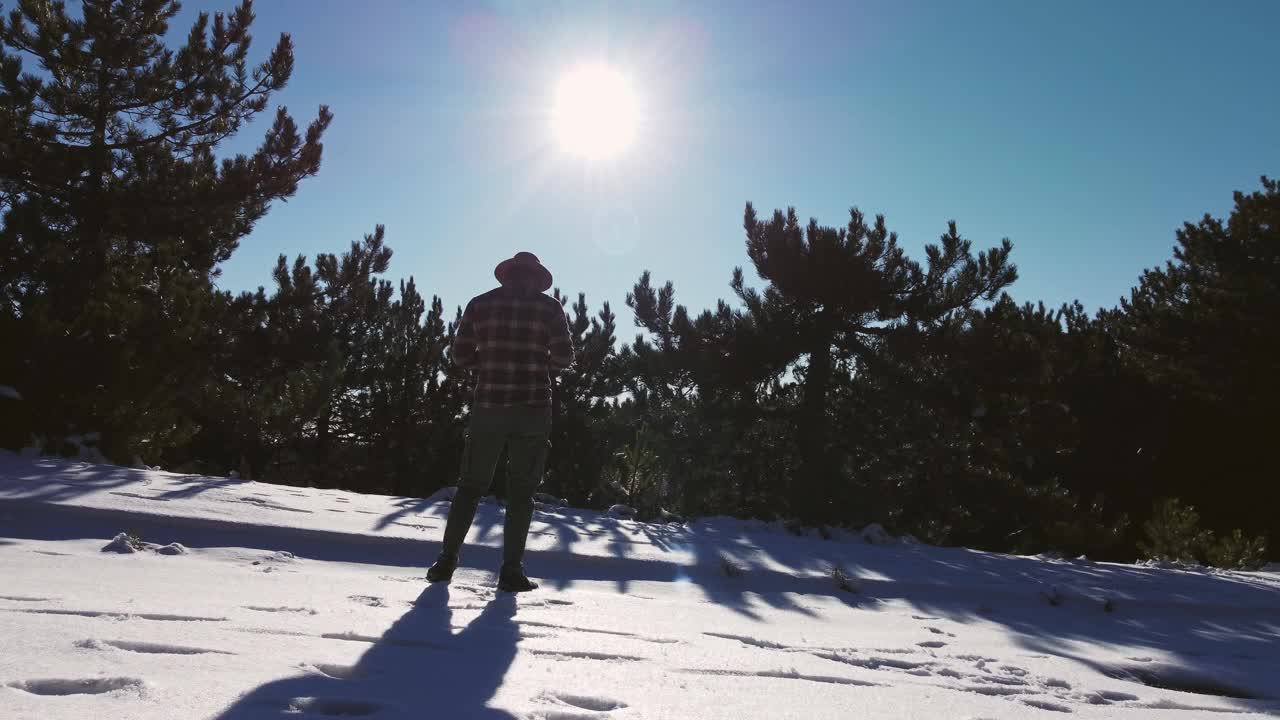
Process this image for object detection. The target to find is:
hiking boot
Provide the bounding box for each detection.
[497,564,538,592]
[426,553,457,583]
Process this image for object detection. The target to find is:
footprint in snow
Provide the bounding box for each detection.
[319,631,453,651]
[0,595,51,602]
[250,551,297,568]
[284,697,381,716]
[348,595,387,608]
[244,605,318,615]
[15,608,226,622]
[8,677,145,696]
[76,638,233,655]
[300,663,366,680]
[109,491,168,502]
[529,649,646,662]
[538,690,629,712]
[450,583,497,599]
[679,667,879,688]
[917,640,947,649]
[524,621,677,644]
[237,496,313,513]
[392,521,438,531]
[702,631,791,650]
[1022,698,1073,713]
[963,685,1034,697]
[1084,690,1139,704]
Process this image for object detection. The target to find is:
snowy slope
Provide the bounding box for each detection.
[1,454,1278,719]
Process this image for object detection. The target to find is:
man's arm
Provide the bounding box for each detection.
[548,300,574,372]
[452,300,479,370]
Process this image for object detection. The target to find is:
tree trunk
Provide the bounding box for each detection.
[315,403,332,488]
[82,62,112,292]
[796,319,835,525]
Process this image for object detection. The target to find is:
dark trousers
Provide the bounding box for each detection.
[440,405,551,568]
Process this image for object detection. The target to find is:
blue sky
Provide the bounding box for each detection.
[186,0,1279,323]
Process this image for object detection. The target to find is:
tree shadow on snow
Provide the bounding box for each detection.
[0,456,145,504]
[211,585,520,720]
[821,544,1280,708]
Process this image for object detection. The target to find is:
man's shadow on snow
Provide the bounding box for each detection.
[212,585,520,720]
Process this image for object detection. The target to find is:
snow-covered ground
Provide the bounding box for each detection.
[1,454,1278,719]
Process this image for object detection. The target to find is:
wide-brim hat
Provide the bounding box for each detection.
[495,251,553,292]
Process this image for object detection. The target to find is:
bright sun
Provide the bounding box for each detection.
[551,63,639,161]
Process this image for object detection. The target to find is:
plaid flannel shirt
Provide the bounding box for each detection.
[452,287,574,408]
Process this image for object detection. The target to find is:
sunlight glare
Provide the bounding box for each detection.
[551,63,639,161]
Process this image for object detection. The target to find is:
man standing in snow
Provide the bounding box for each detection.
[428,252,574,592]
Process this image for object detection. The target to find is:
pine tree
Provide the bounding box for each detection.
[736,204,1017,525]
[547,291,623,506]
[369,279,455,496]
[309,226,393,489]
[0,0,331,458]
[1107,178,1280,541]
[625,272,792,516]
[860,296,1130,553]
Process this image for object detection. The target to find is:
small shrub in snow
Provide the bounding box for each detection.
[656,507,685,525]
[55,433,109,464]
[103,532,146,553]
[1139,498,1268,570]
[102,532,187,556]
[1137,557,1204,571]
[1103,597,1116,613]
[533,492,566,507]
[604,426,665,518]
[830,565,858,593]
[607,504,637,520]
[1039,585,1064,607]
[1207,530,1269,571]
[1139,499,1213,564]
[858,523,894,545]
